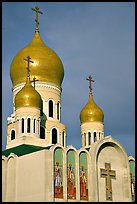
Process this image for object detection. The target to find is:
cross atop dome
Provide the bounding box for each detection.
[86,75,94,96]
[32,6,43,32]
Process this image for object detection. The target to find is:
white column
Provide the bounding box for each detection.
[53,100,56,119]
[64,132,66,147]
[96,132,99,141]
[91,133,94,144]
[37,119,40,135]
[59,103,61,121]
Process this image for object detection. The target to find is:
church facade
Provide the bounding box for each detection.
[2,6,135,202]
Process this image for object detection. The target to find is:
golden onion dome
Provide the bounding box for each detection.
[80,94,104,123]
[15,77,41,109]
[10,31,64,88]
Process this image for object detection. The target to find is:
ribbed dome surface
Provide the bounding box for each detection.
[10,32,64,88]
[80,94,104,123]
[15,77,41,109]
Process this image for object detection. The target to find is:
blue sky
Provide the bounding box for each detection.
[2,2,135,157]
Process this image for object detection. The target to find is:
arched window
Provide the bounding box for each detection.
[21,118,24,133]
[57,102,60,120]
[33,119,36,133]
[62,131,64,146]
[40,99,43,116]
[49,100,53,117]
[88,132,91,145]
[84,133,86,146]
[94,132,96,142]
[52,128,57,144]
[54,147,63,198]
[27,118,31,133]
[11,130,15,140]
[40,126,45,139]
[79,152,88,200]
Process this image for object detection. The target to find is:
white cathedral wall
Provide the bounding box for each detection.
[97,145,124,201]
[2,156,7,202]
[15,149,53,202]
[89,136,132,202]
[6,154,17,202]
[2,141,132,202]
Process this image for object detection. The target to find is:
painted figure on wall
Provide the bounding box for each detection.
[79,151,88,201]
[80,165,87,198]
[54,161,63,198]
[67,163,76,199]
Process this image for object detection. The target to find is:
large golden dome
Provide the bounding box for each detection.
[10,31,64,88]
[80,94,104,123]
[15,77,41,109]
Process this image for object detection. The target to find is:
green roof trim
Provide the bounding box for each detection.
[2,144,52,157]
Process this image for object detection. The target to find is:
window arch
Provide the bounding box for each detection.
[94,132,96,142]
[40,126,45,139]
[49,100,53,117]
[33,118,36,133]
[40,99,43,116]
[21,118,24,133]
[79,151,88,200]
[88,132,91,145]
[62,131,64,146]
[84,133,86,146]
[27,118,31,133]
[67,149,76,199]
[11,130,15,140]
[54,147,63,198]
[52,128,57,144]
[57,102,60,120]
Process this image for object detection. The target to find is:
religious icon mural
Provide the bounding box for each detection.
[67,150,76,200]
[54,148,63,198]
[79,152,88,200]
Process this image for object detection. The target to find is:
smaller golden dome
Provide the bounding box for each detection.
[80,94,104,123]
[15,77,41,109]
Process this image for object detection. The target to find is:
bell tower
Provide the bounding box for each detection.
[80,75,104,147]
[7,6,66,149]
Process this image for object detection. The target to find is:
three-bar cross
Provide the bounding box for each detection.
[32,6,43,32]
[86,75,94,95]
[24,56,34,78]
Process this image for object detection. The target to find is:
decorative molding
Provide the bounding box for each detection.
[13,82,61,93]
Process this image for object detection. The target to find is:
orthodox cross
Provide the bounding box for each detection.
[86,75,94,95]
[32,6,43,32]
[24,56,34,78]
[100,163,116,201]
[31,76,39,88]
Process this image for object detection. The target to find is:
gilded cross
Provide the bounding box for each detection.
[32,6,43,32]
[100,163,116,201]
[24,56,34,78]
[86,75,94,95]
[31,76,39,88]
